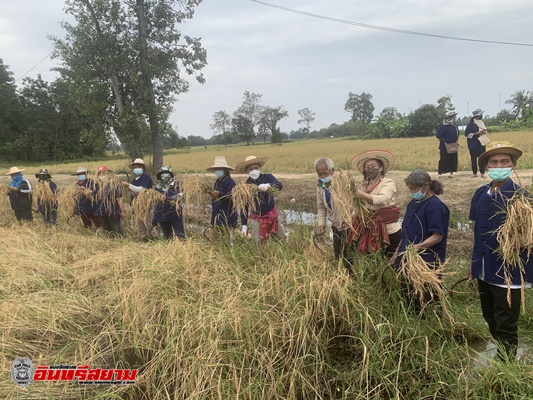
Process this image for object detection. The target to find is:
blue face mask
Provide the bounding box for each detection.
[133,168,143,176]
[320,175,332,184]
[214,170,225,179]
[411,189,426,201]
[488,167,512,182]
[78,174,87,182]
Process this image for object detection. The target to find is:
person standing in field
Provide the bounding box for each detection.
[153,166,185,240]
[465,109,488,178]
[315,157,355,275]
[235,155,286,244]
[206,156,237,245]
[6,166,33,222]
[122,158,154,241]
[72,166,102,230]
[94,166,124,236]
[436,112,459,178]
[468,141,533,360]
[35,168,58,226]
[394,170,450,312]
[350,150,402,259]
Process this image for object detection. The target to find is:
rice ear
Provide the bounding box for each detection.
[232,182,258,215]
[130,189,165,223]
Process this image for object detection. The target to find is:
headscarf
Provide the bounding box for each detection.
[9,173,23,188]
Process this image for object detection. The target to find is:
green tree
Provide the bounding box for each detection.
[210,110,233,146]
[0,59,22,157]
[505,90,532,118]
[408,104,440,137]
[233,91,263,144]
[231,115,255,145]
[436,95,455,121]
[51,0,207,168]
[344,91,374,124]
[258,106,288,143]
[297,107,315,136]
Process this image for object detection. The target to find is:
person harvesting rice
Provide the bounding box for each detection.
[71,166,102,230]
[234,156,286,244]
[34,168,58,226]
[152,166,184,240]
[468,141,533,361]
[206,156,237,245]
[350,150,401,259]
[122,158,154,241]
[394,170,450,313]
[6,166,33,222]
[94,166,124,236]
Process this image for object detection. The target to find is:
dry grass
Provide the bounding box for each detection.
[329,170,372,229]
[179,174,212,208]
[231,182,259,215]
[57,185,93,217]
[130,189,165,223]
[33,181,56,208]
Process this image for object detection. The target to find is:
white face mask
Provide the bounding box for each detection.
[248,169,260,180]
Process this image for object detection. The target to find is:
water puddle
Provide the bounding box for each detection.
[281,210,317,225]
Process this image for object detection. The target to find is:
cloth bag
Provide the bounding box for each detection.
[444,141,459,154]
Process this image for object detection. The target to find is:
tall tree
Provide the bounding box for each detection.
[233,91,262,144]
[297,107,315,136]
[51,0,207,169]
[258,106,288,143]
[344,92,374,124]
[231,115,255,145]
[436,95,455,121]
[210,110,233,145]
[505,90,533,118]
[0,59,22,156]
[408,104,440,137]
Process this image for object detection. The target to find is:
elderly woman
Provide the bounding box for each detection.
[207,156,238,244]
[350,150,401,258]
[235,155,286,244]
[436,112,459,178]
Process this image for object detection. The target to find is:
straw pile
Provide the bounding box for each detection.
[330,170,372,227]
[180,175,212,208]
[34,181,56,208]
[58,185,93,217]
[131,189,165,223]
[398,244,453,320]
[231,182,259,215]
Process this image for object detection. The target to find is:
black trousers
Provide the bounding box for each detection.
[99,215,124,236]
[469,148,486,175]
[438,149,458,174]
[478,280,521,359]
[14,209,33,222]
[384,229,402,259]
[159,219,185,240]
[332,226,355,276]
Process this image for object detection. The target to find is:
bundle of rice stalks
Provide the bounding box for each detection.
[57,185,93,217]
[330,170,373,227]
[231,182,259,216]
[398,244,454,320]
[0,185,10,208]
[131,189,165,222]
[34,181,56,207]
[94,175,125,213]
[180,174,212,208]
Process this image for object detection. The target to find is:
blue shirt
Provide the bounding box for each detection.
[436,124,459,150]
[75,179,98,215]
[464,121,485,150]
[241,173,282,225]
[211,176,238,227]
[153,182,182,222]
[130,173,153,203]
[397,195,450,267]
[9,179,32,211]
[469,179,533,285]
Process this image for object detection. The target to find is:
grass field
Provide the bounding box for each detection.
[1,132,533,399]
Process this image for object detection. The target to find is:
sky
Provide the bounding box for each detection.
[1,0,533,138]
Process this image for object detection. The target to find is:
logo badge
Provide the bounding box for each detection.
[11,357,34,388]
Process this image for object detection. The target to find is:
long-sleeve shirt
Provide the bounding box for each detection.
[241,173,282,225]
[464,121,485,150]
[363,177,401,235]
[153,182,181,222]
[316,180,351,231]
[9,179,32,211]
[212,176,238,227]
[469,179,533,286]
[129,174,153,198]
[37,181,58,214]
[436,124,459,150]
[94,183,123,217]
[75,179,98,215]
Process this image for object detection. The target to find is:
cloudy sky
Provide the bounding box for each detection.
[2,0,533,138]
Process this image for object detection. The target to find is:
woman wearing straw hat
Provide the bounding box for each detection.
[122,158,154,241]
[436,112,459,178]
[35,168,58,226]
[71,166,102,230]
[207,156,238,244]
[468,141,533,360]
[94,166,124,236]
[349,150,401,258]
[465,109,488,178]
[153,166,185,240]
[235,155,286,244]
[6,166,33,222]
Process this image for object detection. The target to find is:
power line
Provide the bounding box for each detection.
[250,0,533,47]
[14,51,54,83]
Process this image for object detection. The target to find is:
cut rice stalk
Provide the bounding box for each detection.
[231,182,258,216]
[330,170,373,228]
[180,175,212,208]
[34,181,56,208]
[58,185,94,217]
[131,189,165,223]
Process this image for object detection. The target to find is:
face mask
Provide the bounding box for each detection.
[365,169,381,180]
[411,189,426,201]
[488,167,512,182]
[78,174,87,182]
[320,175,332,184]
[133,168,143,176]
[214,170,225,179]
[248,169,260,180]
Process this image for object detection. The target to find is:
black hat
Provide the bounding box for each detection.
[35,168,51,179]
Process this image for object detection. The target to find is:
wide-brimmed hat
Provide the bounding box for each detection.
[472,109,484,117]
[234,156,268,174]
[71,166,88,176]
[206,156,234,171]
[35,168,51,179]
[478,141,522,169]
[156,166,174,180]
[445,112,458,119]
[129,158,145,168]
[6,166,25,175]
[351,150,395,174]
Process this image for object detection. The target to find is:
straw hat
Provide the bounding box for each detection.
[478,141,522,169]
[234,156,268,174]
[206,156,234,171]
[6,166,25,175]
[35,168,51,179]
[71,166,88,176]
[129,158,145,167]
[351,150,395,174]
